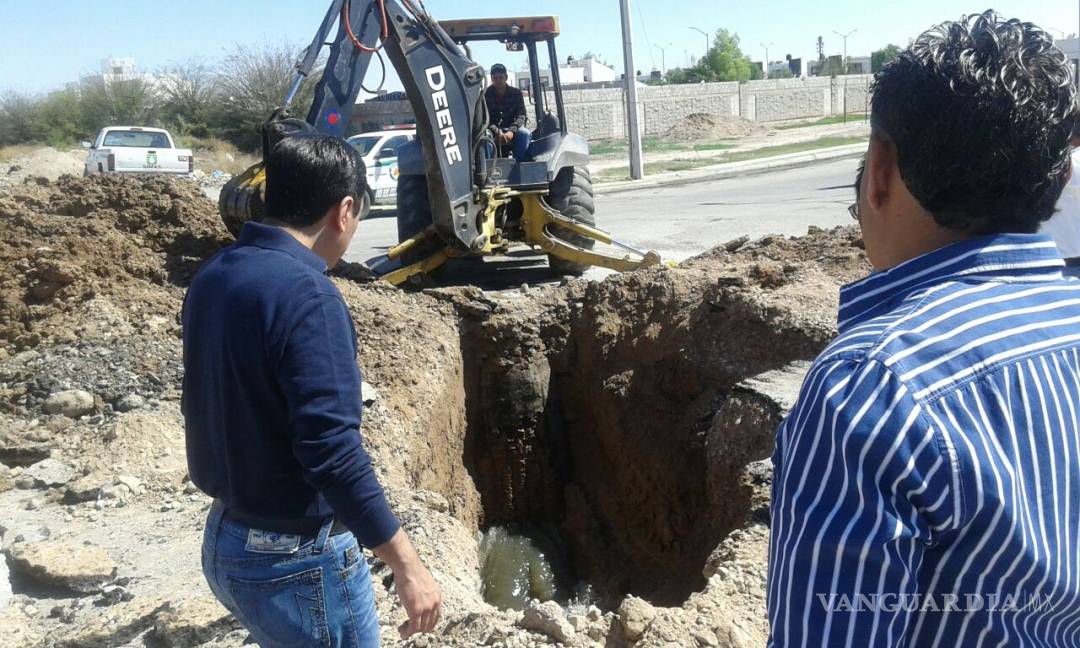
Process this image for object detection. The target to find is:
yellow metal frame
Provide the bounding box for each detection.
[519,193,662,272]
[380,188,661,286]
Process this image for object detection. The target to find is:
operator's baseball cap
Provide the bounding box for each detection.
[490,63,508,75]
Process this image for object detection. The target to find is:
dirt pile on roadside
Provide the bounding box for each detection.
[0,174,231,349]
[664,112,773,141]
[0,174,872,648]
[0,148,86,187]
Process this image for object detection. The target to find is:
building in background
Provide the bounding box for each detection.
[767,60,799,77]
[79,58,167,91]
[517,55,616,90]
[808,54,870,76]
[785,56,807,78]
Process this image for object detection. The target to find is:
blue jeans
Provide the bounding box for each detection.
[486,128,532,160]
[201,502,380,647]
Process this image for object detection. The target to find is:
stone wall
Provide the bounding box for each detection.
[351,75,874,141]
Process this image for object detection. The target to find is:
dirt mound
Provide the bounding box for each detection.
[0,148,86,187]
[0,174,230,349]
[684,225,868,284]
[664,112,773,141]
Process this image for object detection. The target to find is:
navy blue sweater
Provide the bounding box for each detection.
[181,222,399,548]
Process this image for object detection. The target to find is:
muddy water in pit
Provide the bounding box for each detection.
[478,526,559,610]
[478,525,596,611]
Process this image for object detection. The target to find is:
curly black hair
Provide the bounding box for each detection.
[870,10,1077,234]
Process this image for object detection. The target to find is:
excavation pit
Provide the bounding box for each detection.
[336,225,867,636]
[408,263,853,610]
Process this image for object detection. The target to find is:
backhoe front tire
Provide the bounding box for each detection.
[545,167,596,276]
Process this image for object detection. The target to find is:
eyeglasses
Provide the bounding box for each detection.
[848,202,859,221]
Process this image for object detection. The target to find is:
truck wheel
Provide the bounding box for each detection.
[396,175,444,268]
[545,166,596,276]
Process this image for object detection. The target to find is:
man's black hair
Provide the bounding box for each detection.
[490,63,508,75]
[870,10,1077,234]
[265,135,367,229]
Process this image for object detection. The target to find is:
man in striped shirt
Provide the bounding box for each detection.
[767,11,1080,647]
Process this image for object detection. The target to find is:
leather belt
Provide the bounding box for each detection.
[221,506,349,537]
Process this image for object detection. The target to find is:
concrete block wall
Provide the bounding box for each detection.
[351,74,875,141]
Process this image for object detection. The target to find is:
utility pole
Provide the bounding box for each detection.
[834,28,857,123]
[653,42,672,75]
[620,0,644,179]
[690,27,710,66]
[761,42,773,78]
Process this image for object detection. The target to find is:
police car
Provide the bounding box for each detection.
[346,126,416,205]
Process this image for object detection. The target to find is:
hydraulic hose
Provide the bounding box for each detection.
[343,0,387,52]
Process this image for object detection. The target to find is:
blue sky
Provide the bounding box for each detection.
[2,1,1076,94]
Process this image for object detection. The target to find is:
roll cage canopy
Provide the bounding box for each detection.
[439,16,561,42]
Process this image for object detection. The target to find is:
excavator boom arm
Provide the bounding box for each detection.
[292,0,486,249]
[221,0,485,249]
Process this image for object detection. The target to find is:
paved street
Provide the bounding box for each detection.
[343,157,861,286]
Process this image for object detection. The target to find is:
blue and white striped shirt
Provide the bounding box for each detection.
[767,234,1080,647]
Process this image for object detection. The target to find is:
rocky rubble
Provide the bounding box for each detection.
[0,173,871,646]
[5,541,117,594]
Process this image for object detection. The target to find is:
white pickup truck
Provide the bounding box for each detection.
[81,127,193,176]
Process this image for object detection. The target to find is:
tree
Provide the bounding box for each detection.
[79,78,162,133]
[158,59,219,138]
[663,28,762,85]
[22,88,85,147]
[664,67,694,84]
[768,67,794,79]
[0,90,39,146]
[215,41,317,150]
[871,44,902,73]
[697,29,758,82]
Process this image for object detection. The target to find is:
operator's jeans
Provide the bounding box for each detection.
[201,502,380,647]
[486,128,532,160]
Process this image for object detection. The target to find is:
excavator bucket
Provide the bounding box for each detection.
[218,163,266,238]
[521,193,661,272]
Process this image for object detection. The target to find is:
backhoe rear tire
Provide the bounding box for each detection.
[545,166,596,276]
[396,175,444,269]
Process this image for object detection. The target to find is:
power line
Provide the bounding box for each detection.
[634,0,657,70]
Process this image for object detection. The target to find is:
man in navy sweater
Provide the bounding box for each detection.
[183,135,440,647]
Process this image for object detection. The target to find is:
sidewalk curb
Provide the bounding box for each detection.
[593,143,867,196]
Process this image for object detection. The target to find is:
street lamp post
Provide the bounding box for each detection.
[760,42,773,78]
[833,28,857,123]
[690,27,710,66]
[653,42,672,76]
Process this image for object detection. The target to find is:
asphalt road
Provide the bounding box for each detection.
[343,157,861,286]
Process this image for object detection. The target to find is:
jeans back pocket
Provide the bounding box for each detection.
[228,567,330,648]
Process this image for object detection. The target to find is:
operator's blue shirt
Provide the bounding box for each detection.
[181,222,399,549]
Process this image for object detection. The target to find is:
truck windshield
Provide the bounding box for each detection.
[102,130,171,148]
[347,136,381,156]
